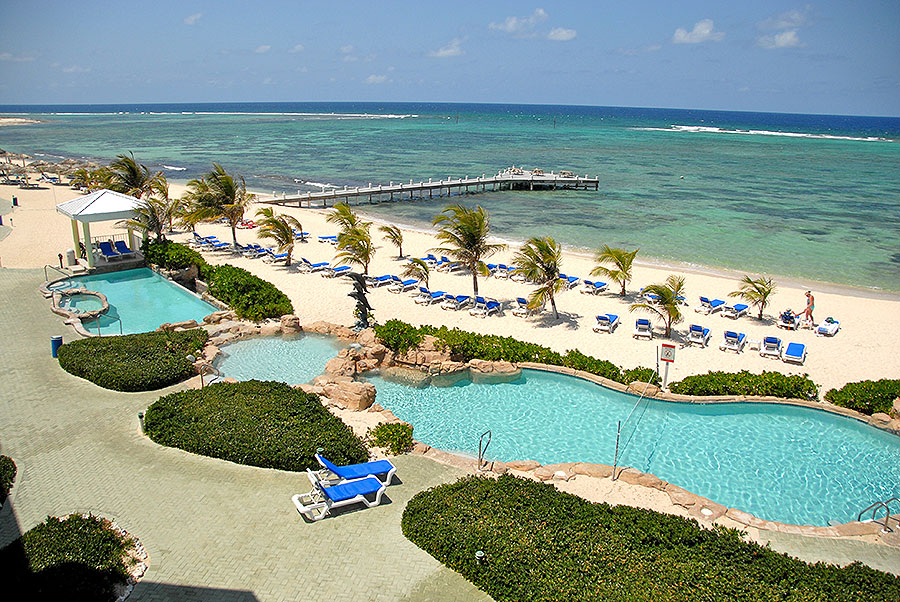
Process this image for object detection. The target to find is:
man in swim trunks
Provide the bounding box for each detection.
[797,291,815,326]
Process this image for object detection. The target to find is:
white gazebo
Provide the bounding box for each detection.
[56,189,144,268]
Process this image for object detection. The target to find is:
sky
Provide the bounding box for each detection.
[0,1,898,116]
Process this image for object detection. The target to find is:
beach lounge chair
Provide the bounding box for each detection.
[511,297,541,318]
[190,233,214,247]
[718,331,747,353]
[816,318,840,337]
[580,280,607,295]
[696,296,726,314]
[298,257,329,272]
[722,304,749,319]
[315,453,397,485]
[240,243,265,258]
[781,342,807,365]
[494,264,510,279]
[291,470,386,522]
[593,314,620,333]
[318,235,338,244]
[419,253,438,265]
[422,290,448,305]
[263,248,290,263]
[441,294,471,311]
[633,318,653,339]
[685,324,711,347]
[293,229,309,240]
[469,296,501,318]
[759,336,783,359]
[777,309,799,330]
[97,241,121,262]
[366,274,393,287]
[323,265,351,277]
[558,274,579,289]
[388,278,418,293]
[439,261,463,273]
[486,263,499,276]
[113,240,136,258]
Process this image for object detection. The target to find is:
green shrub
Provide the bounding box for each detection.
[144,380,368,471]
[824,379,900,415]
[369,422,414,454]
[205,264,293,321]
[0,455,16,504]
[142,239,207,272]
[374,319,425,354]
[561,349,623,382]
[403,475,900,602]
[669,370,818,399]
[58,329,208,392]
[0,513,135,601]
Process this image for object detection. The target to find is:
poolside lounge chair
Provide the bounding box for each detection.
[113,240,136,258]
[696,296,726,314]
[315,453,397,485]
[323,265,351,277]
[816,318,840,337]
[511,297,541,318]
[777,310,800,330]
[291,470,386,522]
[781,342,807,365]
[388,278,418,294]
[633,318,653,339]
[759,336,783,359]
[592,314,619,333]
[721,304,749,319]
[441,294,471,311]
[685,324,711,347]
[718,331,746,353]
[97,241,121,261]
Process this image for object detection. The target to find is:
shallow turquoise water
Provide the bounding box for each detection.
[366,369,900,527]
[51,268,217,334]
[59,293,104,312]
[215,334,345,384]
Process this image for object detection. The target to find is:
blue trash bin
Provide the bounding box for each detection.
[51,336,63,358]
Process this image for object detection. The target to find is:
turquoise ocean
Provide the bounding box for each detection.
[1,102,898,291]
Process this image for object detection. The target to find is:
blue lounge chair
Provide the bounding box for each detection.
[318,235,338,244]
[419,253,438,265]
[719,331,746,353]
[388,278,418,293]
[315,453,397,485]
[558,274,579,289]
[366,274,392,287]
[323,265,351,277]
[263,248,290,263]
[581,280,607,295]
[441,294,471,311]
[697,296,726,314]
[633,318,653,339]
[113,240,136,257]
[759,336,782,359]
[686,324,711,347]
[593,314,619,333]
[97,241,120,261]
[511,297,542,317]
[417,290,447,305]
[298,257,328,271]
[782,342,807,365]
[242,244,267,258]
[291,470,386,521]
[293,229,309,240]
[494,264,510,279]
[722,304,749,319]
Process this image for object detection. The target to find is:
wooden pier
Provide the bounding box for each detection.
[258,168,599,208]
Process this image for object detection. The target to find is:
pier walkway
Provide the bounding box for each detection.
[259,167,599,208]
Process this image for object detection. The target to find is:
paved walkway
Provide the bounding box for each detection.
[0,268,490,601]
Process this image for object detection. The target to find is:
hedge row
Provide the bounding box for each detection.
[669,370,819,400]
[374,320,659,386]
[144,380,368,471]
[402,475,900,602]
[58,329,208,392]
[824,379,900,416]
[0,514,135,601]
[141,238,206,272]
[0,455,16,504]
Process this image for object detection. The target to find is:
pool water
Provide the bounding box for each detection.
[50,268,217,334]
[365,369,900,527]
[215,334,345,384]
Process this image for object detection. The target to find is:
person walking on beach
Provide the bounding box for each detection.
[798,291,815,325]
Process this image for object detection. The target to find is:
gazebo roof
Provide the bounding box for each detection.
[56,189,144,223]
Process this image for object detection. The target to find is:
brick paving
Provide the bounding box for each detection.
[0,268,490,601]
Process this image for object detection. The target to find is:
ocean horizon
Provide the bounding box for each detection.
[1,101,898,291]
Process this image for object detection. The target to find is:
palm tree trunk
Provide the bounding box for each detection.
[550,293,558,320]
[620,281,626,296]
[230,224,238,246]
[471,270,479,296]
[286,250,292,267]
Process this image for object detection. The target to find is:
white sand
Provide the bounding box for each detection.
[3,179,900,393]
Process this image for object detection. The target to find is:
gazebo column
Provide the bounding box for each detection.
[70,219,80,256]
[81,221,94,268]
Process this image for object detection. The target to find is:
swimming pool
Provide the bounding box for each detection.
[366,369,900,527]
[215,334,345,384]
[50,268,217,335]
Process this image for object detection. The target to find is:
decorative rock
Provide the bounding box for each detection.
[635,472,667,490]
[411,441,431,454]
[324,356,357,377]
[357,328,377,347]
[892,397,900,419]
[380,409,401,423]
[724,508,756,526]
[322,380,376,411]
[280,314,302,334]
[222,377,239,384]
[533,462,576,481]
[666,485,698,508]
[613,468,643,485]
[490,461,508,475]
[572,463,614,478]
[870,412,892,427]
[493,361,517,373]
[356,359,379,373]
[303,321,332,334]
[627,381,660,396]
[506,460,541,472]
[368,403,384,412]
[259,323,281,336]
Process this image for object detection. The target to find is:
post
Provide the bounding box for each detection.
[70,219,80,258]
[663,362,670,390]
[81,221,94,268]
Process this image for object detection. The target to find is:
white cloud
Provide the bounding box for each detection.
[183,13,202,25]
[254,45,271,54]
[489,8,547,35]
[288,44,304,54]
[673,19,724,44]
[547,27,576,41]
[759,6,811,30]
[62,65,89,73]
[366,74,388,84]
[340,45,355,54]
[429,38,464,58]
[757,30,803,49]
[0,52,34,62]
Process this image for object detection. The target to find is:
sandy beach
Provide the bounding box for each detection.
[2,178,899,393]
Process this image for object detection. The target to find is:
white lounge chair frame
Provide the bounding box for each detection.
[291,470,385,522]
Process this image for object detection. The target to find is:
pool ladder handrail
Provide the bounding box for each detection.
[197,361,224,388]
[611,368,660,481]
[94,314,123,336]
[476,430,492,472]
[857,497,899,533]
[43,264,69,282]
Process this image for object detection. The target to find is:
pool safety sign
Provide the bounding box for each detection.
[660,343,676,363]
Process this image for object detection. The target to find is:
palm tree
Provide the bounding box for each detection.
[379,224,404,258]
[401,258,430,289]
[629,274,686,338]
[117,196,169,242]
[71,167,112,192]
[431,203,505,296]
[512,236,566,319]
[592,245,639,297]
[186,163,255,245]
[335,225,376,274]
[729,275,777,319]
[255,207,303,266]
[325,202,361,231]
[108,152,164,199]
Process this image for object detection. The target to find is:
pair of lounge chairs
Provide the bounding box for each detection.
[414,287,448,305]
[97,240,136,261]
[721,304,749,319]
[292,454,397,522]
[633,318,653,339]
[469,296,501,318]
[387,276,418,293]
[593,313,619,333]
[558,274,580,289]
[696,296,726,314]
[488,263,515,279]
[441,294,472,311]
[718,331,747,353]
[759,336,807,364]
[580,280,608,295]
[685,324,711,347]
